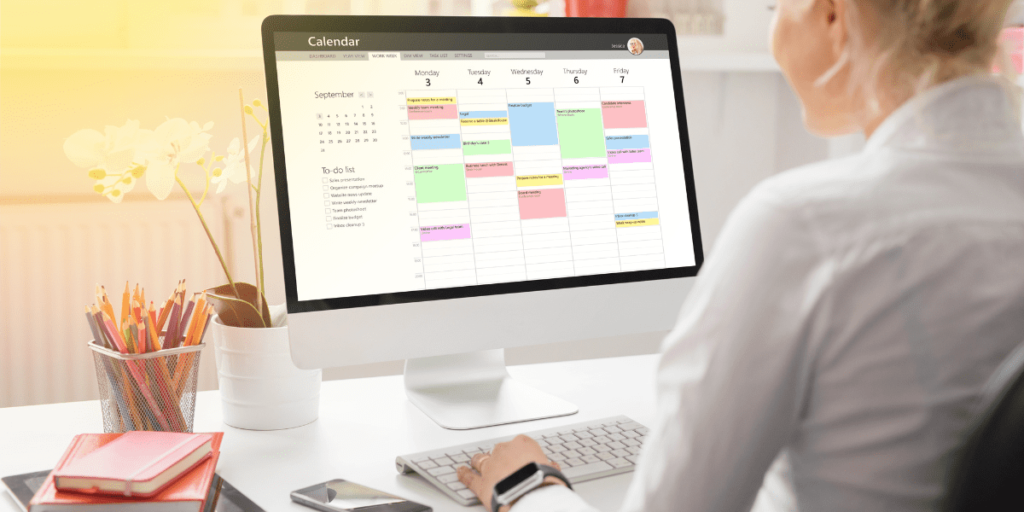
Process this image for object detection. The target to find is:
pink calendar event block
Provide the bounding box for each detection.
[608,148,651,164]
[408,104,458,120]
[601,101,647,129]
[563,164,609,180]
[420,224,472,242]
[518,189,567,220]
[466,161,515,178]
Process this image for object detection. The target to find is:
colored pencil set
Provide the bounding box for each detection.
[85,280,213,433]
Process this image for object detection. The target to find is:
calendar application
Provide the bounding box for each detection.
[273,33,697,301]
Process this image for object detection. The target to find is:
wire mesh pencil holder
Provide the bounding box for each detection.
[89,340,205,433]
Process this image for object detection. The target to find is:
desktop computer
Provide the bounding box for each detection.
[261,16,703,435]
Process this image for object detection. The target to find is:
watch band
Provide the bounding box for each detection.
[491,463,572,512]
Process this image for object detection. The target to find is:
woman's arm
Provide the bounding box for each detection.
[460,182,829,512]
[620,184,828,512]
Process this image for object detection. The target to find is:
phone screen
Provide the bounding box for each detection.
[291,480,431,512]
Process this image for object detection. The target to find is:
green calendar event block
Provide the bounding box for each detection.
[414,164,468,203]
[555,108,606,159]
[462,139,512,156]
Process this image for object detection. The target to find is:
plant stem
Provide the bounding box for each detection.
[254,129,268,308]
[175,174,240,300]
[197,157,213,208]
[239,89,263,321]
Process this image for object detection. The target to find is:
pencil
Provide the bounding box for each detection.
[178,294,196,347]
[166,296,183,350]
[99,286,117,324]
[147,302,161,351]
[121,281,131,327]
[155,283,177,333]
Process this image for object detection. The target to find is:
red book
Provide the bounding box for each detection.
[54,432,215,498]
[29,432,222,512]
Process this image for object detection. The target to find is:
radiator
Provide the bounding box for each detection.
[0,199,229,408]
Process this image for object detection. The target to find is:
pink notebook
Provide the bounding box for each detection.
[52,431,214,498]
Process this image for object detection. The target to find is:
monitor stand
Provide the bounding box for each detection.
[404,349,579,430]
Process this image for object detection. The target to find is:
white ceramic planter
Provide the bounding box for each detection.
[211,304,321,430]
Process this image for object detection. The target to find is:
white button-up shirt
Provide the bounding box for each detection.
[514,76,1024,512]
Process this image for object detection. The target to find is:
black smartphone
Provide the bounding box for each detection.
[290,479,431,512]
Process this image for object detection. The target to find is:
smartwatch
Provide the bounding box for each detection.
[491,462,572,512]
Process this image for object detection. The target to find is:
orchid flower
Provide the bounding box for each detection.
[63,120,151,202]
[213,135,260,194]
[141,119,214,200]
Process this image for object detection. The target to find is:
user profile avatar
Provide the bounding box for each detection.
[627,38,644,56]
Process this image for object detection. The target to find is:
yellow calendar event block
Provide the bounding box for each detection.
[460,117,509,126]
[407,97,456,105]
[616,218,660,228]
[516,174,564,187]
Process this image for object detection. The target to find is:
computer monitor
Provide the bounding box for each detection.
[262,15,703,430]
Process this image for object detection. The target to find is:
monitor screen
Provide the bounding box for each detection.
[265,19,702,311]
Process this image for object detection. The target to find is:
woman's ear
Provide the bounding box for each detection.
[828,0,849,58]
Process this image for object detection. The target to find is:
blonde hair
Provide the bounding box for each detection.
[821,0,1020,113]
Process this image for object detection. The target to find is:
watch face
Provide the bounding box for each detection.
[495,463,540,495]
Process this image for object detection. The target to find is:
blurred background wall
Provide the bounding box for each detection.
[9,0,1011,407]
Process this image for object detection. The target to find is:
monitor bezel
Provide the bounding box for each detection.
[262,15,705,314]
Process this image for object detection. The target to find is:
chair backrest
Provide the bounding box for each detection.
[942,341,1024,512]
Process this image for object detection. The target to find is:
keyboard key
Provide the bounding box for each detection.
[560,434,580,443]
[438,474,459,484]
[544,434,562,440]
[558,430,575,435]
[602,422,619,427]
[452,454,470,463]
[638,436,647,444]
[576,431,594,439]
[577,447,597,456]
[605,426,623,434]
[412,455,431,463]
[433,457,454,466]
[582,455,601,464]
[417,460,438,470]
[626,447,641,455]
[563,461,614,479]
[447,482,467,491]
[608,458,632,468]
[563,441,582,450]
[536,439,549,447]
[549,452,566,461]
[625,455,640,464]
[608,433,626,442]
[619,422,644,431]
[589,428,609,436]
[446,450,465,457]
[608,441,627,450]
[593,436,611,444]
[623,439,641,447]
[457,489,476,500]
[636,427,650,435]
[565,458,584,467]
[596,452,615,461]
[594,444,611,453]
[622,431,640,439]
[428,466,456,476]
[563,449,582,458]
[579,438,597,447]
[549,444,566,452]
[611,449,630,457]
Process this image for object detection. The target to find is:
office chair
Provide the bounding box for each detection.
[942,341,1024,512]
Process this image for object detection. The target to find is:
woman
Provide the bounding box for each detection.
[456,0,1024,511]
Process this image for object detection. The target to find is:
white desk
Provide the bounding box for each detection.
[0,355,659,512]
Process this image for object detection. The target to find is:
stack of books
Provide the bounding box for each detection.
[27,431,224,511]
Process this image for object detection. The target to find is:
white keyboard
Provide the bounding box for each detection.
[396,416,649,506]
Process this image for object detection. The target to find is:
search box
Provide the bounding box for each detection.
[484,52,546,59]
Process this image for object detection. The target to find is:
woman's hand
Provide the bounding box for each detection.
[456,435,567,511]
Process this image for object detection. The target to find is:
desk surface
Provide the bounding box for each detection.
[0,354,659,512]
